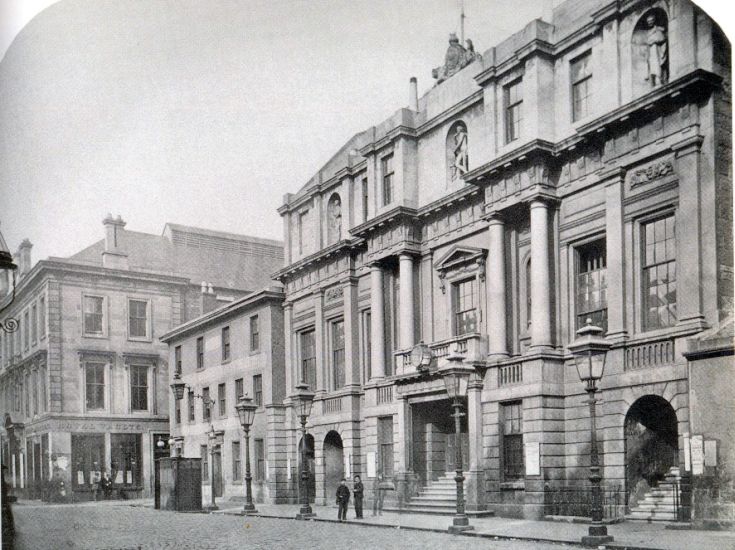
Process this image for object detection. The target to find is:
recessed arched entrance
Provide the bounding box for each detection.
[298,434,315,503]
[624,395,678,507]
[323,431,344,499]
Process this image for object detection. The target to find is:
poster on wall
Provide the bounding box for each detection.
[524,442,540,476]
[704,440,718,467]
[115,470,123,484]
[287,458,291,480]
[77,471,85,485]
[691,435,704,475]
[683,433,691,472]
[366,452,376,478]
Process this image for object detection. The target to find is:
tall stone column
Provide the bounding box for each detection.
[370,263,386,378]
[313,290,325,392]
[343,279,360,386]
[398,254,415,350]
[530,199,552,349]
[283,302,294,391]
[673,135,707,329]
[486,214,508,358]
[604,169,627,342]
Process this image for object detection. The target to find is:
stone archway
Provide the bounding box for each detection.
[323,431,344,499]
[624,395,678,507]
[298,434,315,503]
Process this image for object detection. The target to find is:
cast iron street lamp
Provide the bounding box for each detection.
[235,394,259,515]
[0,225,19,333]
[439,350,474,534]
[293,382,315,520]
[568,319,613,547]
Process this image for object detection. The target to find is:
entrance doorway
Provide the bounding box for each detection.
[212,450,223,498]
[298,434,316,503]
[323,431,344,498]
[625,395,678,506]
[411,399,468,484]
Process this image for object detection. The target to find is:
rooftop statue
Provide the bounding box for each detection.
[432,34,480,84]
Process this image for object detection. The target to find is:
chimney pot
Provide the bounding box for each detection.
[409,77,419,112]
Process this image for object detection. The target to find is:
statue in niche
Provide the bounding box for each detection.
[644,13,668,87]
[432,34,480,84]
[327,195,342,243]
[451,124,469,180]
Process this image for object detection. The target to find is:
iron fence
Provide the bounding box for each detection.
[544,484,624,520]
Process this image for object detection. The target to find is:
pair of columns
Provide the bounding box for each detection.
[370,254,415,379]
[487,198,554,357]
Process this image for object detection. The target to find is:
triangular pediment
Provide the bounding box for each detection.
[433,245,486,271]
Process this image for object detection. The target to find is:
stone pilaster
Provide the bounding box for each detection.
[603,168,628,342]
[486,214,508,358]
[283,302,293,391]
[343,279,360,386]
[370,263,386,378]
[313,290,326,393]
[398,254,415,350]
[530,199,553,349]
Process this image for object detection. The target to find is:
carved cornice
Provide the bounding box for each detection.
[464,139,555,184]
[349,206,419,239]
[273,238,365,282]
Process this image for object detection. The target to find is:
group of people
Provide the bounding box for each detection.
[335,475,364,521]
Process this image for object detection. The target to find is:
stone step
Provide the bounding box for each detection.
[626,512,678,522]
[410,498,457,506]
[633,503,677,512]
[383,505,494,518]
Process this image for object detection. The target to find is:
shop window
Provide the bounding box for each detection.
[502,402,524,479]
[330,319,345,389]
[71,434,105,490]
[378,416,394,478]
[642,215,676,330]
[576,239,607,331]
[110,434,142,487]
[300,330,316,390]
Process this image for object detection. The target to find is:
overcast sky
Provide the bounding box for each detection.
[0,0,731,265]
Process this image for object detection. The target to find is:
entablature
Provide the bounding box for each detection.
[273,238,364,283]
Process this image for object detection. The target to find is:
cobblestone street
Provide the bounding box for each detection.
[11,502,576,550]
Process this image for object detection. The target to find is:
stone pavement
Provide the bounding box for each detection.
[213,501,735,550]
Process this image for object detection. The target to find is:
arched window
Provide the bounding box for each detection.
[326,193,342,244]
[632,8,669,96]
[446,121,469,185]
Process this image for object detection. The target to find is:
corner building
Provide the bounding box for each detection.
[275,0,732,520]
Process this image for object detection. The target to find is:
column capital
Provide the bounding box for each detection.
[481,210,505,224]
[528,193,560,209]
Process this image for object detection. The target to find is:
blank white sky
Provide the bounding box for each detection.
[0,0,731,264]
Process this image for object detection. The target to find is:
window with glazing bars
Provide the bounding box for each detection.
[502,402,524,479]
[300,330,317,390]
[642,215,677,330]
[130,365,148,411]
[453,279,477,335]
[504,79,523,143]
[571,52,592,121]
[331,320,345,389]
[576,239,607,331]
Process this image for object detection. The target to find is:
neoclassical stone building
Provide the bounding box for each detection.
[274,0,732,520]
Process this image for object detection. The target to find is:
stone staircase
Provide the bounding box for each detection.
[626,467,681,522]
[384,473,493,517]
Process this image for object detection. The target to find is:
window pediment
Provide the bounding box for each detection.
[434,245,487,293]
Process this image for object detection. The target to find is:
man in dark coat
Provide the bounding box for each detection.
[335,478,350,521]
[352,475,364,519]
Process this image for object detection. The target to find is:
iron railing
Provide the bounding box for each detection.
[544,484,624,520]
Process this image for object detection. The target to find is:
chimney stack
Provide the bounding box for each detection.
[16,239,32,277]
[102,214,129,270]
[409,77,419,111]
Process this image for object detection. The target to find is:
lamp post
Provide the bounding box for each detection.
[0,224,19,333]
[568,319,613,547]
[439,350,474,534]
[292,382,315,520]
[235,395,258,515]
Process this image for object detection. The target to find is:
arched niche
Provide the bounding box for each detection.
[326,193,342,245]
[446,120,469,185]
[631,7,669,97]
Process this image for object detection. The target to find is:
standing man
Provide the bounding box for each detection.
[336,479,350,522]
[353,475,364,519]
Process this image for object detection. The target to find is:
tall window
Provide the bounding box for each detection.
[361,310,372,382]
[128,299,149,339]
[31,304,37,345]
[381,154,394,206]
[83,296,105,335]
[196,337,204,369]
[85,362,105,410]
[300,330,317,390]
[331,320,345,389]
[254,439,265,481]
[502,402,524,479]
[235,378,244,401]
[218,383,226,416]
[249,315,260,352]
[232,441,242,481]
[253,374,263,407]
[571,52,592,121]
[202,387,211,422]
[525,259,532,329]
[378,416,394,478]
[362,176,369,221]
[174,346,182,375]
[187,390,195,422]
[642,215,677,330]
[504,78,523,143]
[39,296,46,339]
[130,365,148,411]
[221,326,231,361]
[298,210,308,255]
[175,398,181,424]
[576,240,607,331]
[201,445,209,482]
[453,279,477,335]
[39,366,46,413]
[23,310,29,350]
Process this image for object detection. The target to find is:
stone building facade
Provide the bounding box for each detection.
[274,0,732,520]
[160,287,287,505]
[0,217,283,500]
